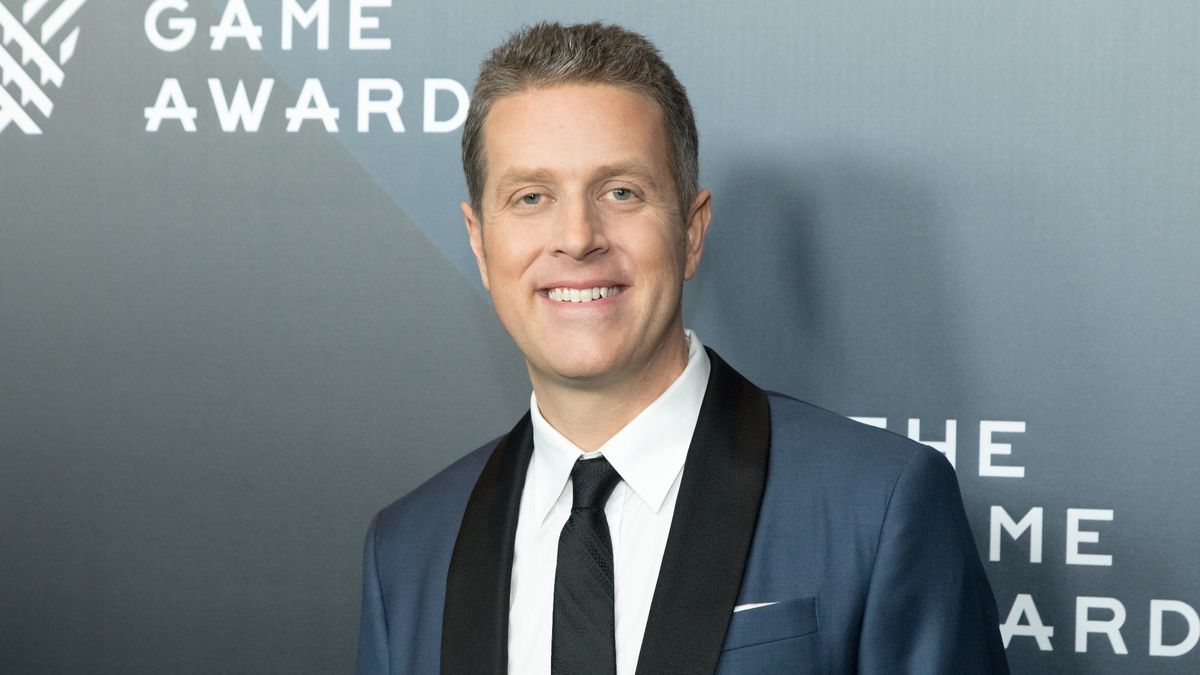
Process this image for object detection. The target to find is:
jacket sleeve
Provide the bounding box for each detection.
[356,511,390,675]
[857,446,1010,674]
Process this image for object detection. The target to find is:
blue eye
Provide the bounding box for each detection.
[610,188,633,201]
[520,193,542,205]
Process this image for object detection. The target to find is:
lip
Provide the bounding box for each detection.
[538,279,625,292]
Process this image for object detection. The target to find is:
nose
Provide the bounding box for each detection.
[550,196,608,260]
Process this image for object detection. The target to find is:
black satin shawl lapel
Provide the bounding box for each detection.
[635,348,771,675]
[441,413,533,675]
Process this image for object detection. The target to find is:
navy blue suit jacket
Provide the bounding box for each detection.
[356,350,1009,673]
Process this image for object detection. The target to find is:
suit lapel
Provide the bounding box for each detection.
[635,348,771,675]
[441,413,533,675]
[441,349,770,675]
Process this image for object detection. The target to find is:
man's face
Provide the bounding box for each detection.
[463,83,710,392]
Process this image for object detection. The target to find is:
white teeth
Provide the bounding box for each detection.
[547,286,621,303]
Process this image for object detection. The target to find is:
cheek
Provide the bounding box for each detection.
[622,216,682,254]
[483,239,539,294]
[642,231,689,275]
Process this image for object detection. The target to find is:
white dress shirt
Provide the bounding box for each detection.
[507,330,711,675]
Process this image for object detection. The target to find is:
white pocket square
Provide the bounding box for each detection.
[733,601,779,613]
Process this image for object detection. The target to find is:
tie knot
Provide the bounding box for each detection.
[570,456,622,510]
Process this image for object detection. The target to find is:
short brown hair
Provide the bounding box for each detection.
[461,22,699,220]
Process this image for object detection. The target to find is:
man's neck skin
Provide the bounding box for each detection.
[529,333,690,452]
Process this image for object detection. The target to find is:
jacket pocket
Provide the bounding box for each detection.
[721,597,819,651]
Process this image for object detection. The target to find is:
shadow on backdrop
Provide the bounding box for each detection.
[687,151,966,415]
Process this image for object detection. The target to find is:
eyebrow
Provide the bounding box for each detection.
[491,169,555,197]
[593,163,665,191]
[493,163,665,194]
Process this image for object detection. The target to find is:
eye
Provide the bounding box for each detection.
[519,192,543,205]
[609,187,634,201]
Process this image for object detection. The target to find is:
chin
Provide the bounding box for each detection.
[535,351,627,385]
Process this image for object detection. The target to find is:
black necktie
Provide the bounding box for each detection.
[552,456,623,675]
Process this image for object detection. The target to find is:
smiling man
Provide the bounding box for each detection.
[356,22,1008,675]
[464,81,706,453]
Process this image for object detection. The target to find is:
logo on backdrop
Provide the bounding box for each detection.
[0,0,88,134]
[852,416,1200,659]
[142,0,468,134]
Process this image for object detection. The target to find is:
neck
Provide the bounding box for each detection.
[531,333,690,452]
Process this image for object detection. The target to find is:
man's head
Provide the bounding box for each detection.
[461,22,699,221]
[460,23,711,402]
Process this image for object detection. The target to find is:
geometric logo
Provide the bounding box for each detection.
[0,0,89,134]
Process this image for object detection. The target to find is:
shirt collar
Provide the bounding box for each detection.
[528,330,711,524]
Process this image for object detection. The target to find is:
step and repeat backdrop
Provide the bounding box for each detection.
[2,1,1197,673]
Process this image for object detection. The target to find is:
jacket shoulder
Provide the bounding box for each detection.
[356,437,503,674]
[372,437,499,550]
[764,392,952,490]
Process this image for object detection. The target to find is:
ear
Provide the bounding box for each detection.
[462,201,490,291]
[682,189,712,280]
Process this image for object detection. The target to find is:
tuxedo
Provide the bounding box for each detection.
[356,349,1008,673]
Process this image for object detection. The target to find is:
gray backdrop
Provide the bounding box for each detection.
[2,1,1197,673]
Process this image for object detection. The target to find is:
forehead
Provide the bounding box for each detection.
[481,83,671,186]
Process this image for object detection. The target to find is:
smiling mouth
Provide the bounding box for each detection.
[546,286,622,303]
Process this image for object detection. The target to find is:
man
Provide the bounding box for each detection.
[357,22,1008,674]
